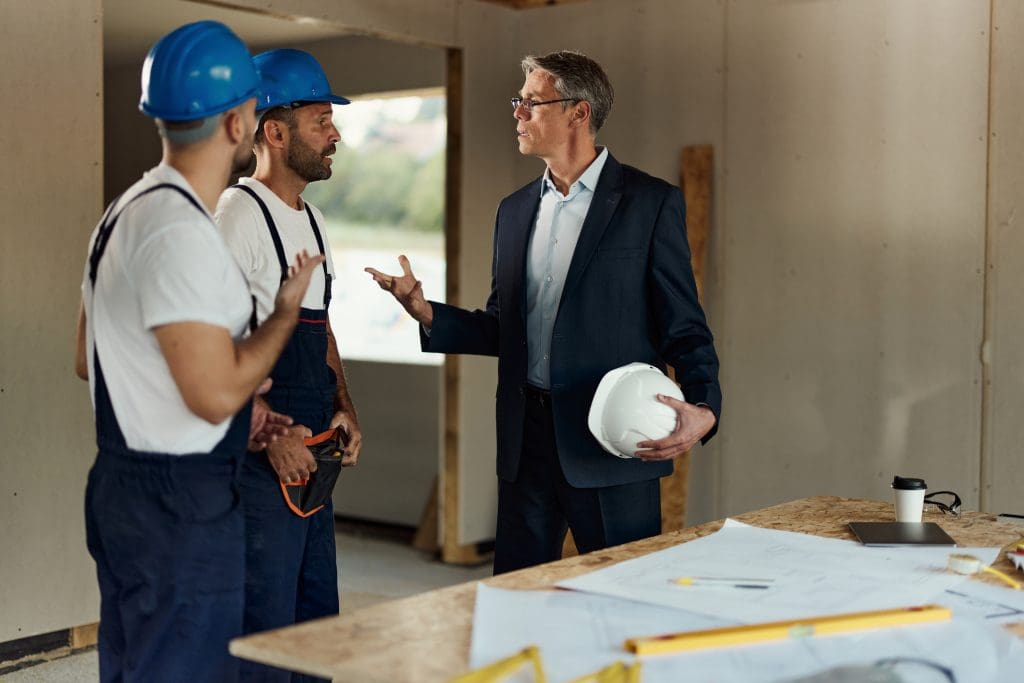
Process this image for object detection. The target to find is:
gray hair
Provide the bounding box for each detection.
[521,50,614,134]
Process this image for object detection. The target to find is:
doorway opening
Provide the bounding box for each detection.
[303,90,447,366]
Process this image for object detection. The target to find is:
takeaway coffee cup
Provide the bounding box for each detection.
[892,475,927,522]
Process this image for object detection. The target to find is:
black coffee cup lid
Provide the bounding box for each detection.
[892,475,926,490]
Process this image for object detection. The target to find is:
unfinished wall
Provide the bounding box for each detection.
[448,0,522,544]
[221,0,459,47]
[6,0,1023,646]
[334,363,440,525]
[985,0,1024,514]
[103,62,160,203]
[719,0,990,516]
[0,1,103,643]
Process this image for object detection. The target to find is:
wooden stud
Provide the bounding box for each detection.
[411,476,440,553]
[70,623,99,650]
[660,145,714,533]
[475,0,590,9]
[681,145,713,302]
[561,530,579,559]
[438,48,488,565]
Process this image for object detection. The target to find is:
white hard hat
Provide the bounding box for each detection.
[587,362,685,459]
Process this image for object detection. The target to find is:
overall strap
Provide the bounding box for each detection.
[230,184,289,285]
[248,294,259,335]
[88,183,210,449]
[89,183,206,286]
[303,204,333,308]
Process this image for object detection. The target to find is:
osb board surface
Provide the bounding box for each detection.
[230,497,1024,681]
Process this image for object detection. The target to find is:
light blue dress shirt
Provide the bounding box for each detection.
[525,147,610,389]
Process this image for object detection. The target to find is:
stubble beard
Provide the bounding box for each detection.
[287,136,333,183]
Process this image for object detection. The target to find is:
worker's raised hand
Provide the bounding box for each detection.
[266,424,317,484]
[275,249,326,318]
[364,255,433,327]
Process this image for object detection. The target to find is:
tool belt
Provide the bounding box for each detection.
[279,427,345,518]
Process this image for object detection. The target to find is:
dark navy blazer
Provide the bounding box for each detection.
[422,153,721,488]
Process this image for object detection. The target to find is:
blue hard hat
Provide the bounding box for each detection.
[253,49,350,113]
[140,21,261,121]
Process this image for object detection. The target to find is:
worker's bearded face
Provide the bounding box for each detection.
[287,132,335,182]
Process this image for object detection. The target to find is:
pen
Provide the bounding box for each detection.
[673,576,774,589]
[624,604,951,656]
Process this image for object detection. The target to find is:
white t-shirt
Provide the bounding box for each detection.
[214,177,336,324]
[81,164,253,454]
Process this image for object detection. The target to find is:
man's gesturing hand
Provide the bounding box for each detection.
[364,255,433,328]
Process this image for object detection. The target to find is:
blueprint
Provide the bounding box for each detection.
[556,519,1001,623]
[470,584,1024,683]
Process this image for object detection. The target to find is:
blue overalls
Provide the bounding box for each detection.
[232,185,340,683]
[84,184,253,682]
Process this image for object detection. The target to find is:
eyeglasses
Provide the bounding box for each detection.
[510,97,577,112]
[924,490,962,518]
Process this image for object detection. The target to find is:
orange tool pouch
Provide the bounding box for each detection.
[279,428,345,518]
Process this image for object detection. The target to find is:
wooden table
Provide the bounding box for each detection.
[230,496,1024,682]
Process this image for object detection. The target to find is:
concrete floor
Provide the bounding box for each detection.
[1,525,493,681]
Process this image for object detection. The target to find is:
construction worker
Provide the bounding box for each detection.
[215,48,362,682]
[75,22,323,682]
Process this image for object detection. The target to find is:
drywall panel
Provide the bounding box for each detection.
[301,35,446,97]
[332,362,440,525]
[985,1,1024,513]
[721,0,989,515]
[229,0,458,47]
[104,62,161,202]
[454,0,521,544]
[0,0,103,642]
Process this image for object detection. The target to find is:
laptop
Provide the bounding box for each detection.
[848,521,957,547]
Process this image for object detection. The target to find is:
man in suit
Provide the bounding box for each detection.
[366,50,721,574]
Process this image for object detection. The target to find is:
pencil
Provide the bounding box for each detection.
[674,577,773,589]
[624,604,951,656]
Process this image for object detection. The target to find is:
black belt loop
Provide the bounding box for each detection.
[248,294,259,335]
[522,384,551,407]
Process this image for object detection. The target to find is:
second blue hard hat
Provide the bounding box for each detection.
[253,49,350,112]
[140,21,261,121]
